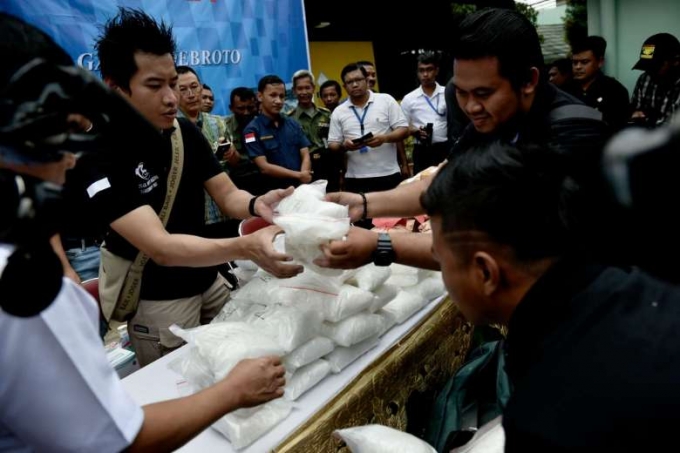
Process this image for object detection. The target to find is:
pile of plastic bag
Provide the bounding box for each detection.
[168,182,447,449]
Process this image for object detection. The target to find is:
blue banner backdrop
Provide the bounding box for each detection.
[1,0,310,115]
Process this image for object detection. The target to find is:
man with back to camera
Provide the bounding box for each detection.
[0,12,285,452]
[401,52,450,173]
[422,139,680,451]
[244,74,312,190]
[94,9,302,366]
[316,8,608,271]
[630,32,680,127]
[569,36,630,131]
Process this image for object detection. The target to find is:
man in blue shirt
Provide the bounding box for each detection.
[245,75,312,190]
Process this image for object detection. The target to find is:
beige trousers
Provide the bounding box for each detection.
[128,274,230,367]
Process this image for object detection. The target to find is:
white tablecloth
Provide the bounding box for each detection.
[121,295,446,452]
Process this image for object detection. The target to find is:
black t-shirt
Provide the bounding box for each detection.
[566,72,631,132]
[447,84,627,264]
[449,83,611,167]
[96,118,222,300]
[61,153,110,240]
[503,257,680,451]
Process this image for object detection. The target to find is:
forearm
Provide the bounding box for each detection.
[257,161,301,180]
[329,142,345,154]
[365,177,431,218]
[383,127,408,143]
[50,234,80,282]
[391,233,440,270]
[220,188,254,219]
[130,381,240,453]
[145,233,249,267]
[300,152,311,173]
[396,141,408,167]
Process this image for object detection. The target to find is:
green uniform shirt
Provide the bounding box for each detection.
[287,105,331,155]
[223,114,260,178]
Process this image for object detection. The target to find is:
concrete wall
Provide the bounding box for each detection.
[537,4,567,25]
[588,0,680,93]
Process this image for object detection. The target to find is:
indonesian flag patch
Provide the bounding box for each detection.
[245,133,256,143]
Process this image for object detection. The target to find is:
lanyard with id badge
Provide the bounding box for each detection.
[350,104,373,153]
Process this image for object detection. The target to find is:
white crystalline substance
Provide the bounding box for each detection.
[334,424,437,453]
[379,291,428,325]
[283,359,331,401]
[325,336,380,373]
[213,399,293,450]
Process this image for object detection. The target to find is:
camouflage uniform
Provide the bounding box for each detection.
[287,105,341,192]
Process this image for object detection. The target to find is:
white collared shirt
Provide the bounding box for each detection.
[329,91,408,178]
[0,244,144,452]
[400,83,448,144]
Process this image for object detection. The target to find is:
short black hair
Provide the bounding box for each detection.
[356,60,374,68]
[421,141,578,262]
[257,74,284,93]
[230,86,256,105]
[454,8,544,90]
[418,51,440,68]
[95,8,176,91]
[0,12,73,87]
[202,83,212,91]
[177,65,199,79]
[550,58,573,75]
[340,63,367,83]
[319,80,342,96]
[571,36,607,60]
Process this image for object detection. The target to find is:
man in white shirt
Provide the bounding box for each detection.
[401,52,450,173]
[328,62,409,228]
[0,13,285,451]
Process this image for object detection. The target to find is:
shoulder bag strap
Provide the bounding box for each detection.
[117,119,185,311]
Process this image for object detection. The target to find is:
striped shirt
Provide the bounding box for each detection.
[631,72,680,126]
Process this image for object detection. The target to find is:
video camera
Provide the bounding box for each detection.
[0,58,165,317]
[602,117,680,282]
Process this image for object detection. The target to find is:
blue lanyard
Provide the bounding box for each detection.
[424,93,445,117]
[350,103,371,134]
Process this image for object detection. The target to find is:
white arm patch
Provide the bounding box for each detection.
[86,177,111,198]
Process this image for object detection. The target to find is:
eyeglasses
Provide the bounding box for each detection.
[178,84,201,96]
[344,77,366,86]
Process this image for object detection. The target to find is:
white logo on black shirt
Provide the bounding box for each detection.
[135,163,151,181]
[135,162,159,194]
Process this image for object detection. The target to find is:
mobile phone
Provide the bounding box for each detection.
[216,141,231,159]
[352,132,374,145]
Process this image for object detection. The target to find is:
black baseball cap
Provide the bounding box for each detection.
[633,33,680,71]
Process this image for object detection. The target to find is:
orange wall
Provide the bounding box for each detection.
[309,41,378,106]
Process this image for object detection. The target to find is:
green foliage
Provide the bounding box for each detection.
[450,2,543,43]
[563,0,588,45]
[514,2,543,43]
[450,3,477,18]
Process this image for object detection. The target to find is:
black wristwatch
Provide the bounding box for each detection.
[373,233,395,267]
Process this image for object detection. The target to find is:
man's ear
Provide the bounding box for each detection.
[104,78,128,96]
[472,251,500,296]
[598,57,605,70]
[103,77,117,90]
[257,92,263,103]
[522,67,540,96]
